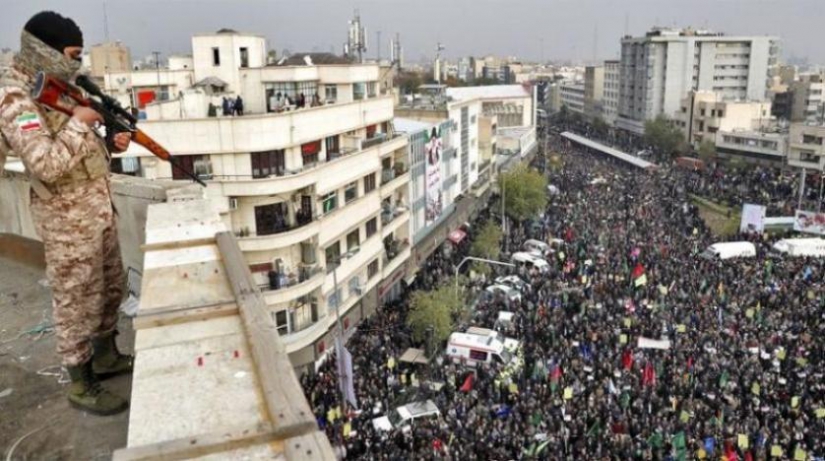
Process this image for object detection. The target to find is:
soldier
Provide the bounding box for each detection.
[0,11,133,415]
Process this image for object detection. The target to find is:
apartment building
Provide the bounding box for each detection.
[89,41,132,78]
[618,27,779,135]
[109,29,410,372]
[602,60,620,125]
[583,66,604,120]
[675,90,772,147]
[787,123,825,170]
[790,74,825,123]
[559,81,586,115]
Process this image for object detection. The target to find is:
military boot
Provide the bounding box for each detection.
[92,331,133,379]
[66,360,129,416]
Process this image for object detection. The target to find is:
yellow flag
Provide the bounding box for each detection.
[771,445,782,457]
[751,382,761,395]
[400,374,407,384]
[676,324,687,333]
[624,317,632,327]
[745,308,754,319]
[794,448,806,461]
[620,334,628,344]
[563,387,573,400]
[697,448,707,459]
[334,406,342,420]
[327,409,336,423]
[343,422,352,437]
[388,357,396,369]
[680,410,690,423]
[738,434,749,449]
[792,396,800,408]
[509,382,519,394]
[777,348,786,360]
[816,408,825,418]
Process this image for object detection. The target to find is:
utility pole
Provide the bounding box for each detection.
[153,51,162,119]
[453,256,515,298]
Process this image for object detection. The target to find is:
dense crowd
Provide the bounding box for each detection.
[301,128,825,460]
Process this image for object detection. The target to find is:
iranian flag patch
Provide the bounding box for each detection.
[16,112,42,133]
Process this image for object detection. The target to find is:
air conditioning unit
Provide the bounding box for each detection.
[228,197,238,210]
[193,160,213,180]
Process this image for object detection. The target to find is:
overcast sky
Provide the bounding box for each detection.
[1,0,821,65]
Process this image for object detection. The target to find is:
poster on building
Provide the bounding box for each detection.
[425,127,443,226]
[739,204,767,234]
[794,210,825,235]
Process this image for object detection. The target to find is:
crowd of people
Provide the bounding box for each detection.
[300,125,825,460]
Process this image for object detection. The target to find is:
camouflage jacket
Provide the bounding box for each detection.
[0,31,109,196]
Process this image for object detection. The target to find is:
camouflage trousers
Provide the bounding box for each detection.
[30,177,124,366]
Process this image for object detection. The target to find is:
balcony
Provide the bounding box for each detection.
[381,208,410,238]
[380,165,410,199]
[382,240,411,276]
[237,215,320,252]
[262,265,325,306]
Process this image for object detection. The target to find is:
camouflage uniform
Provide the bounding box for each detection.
[0,31,124,367]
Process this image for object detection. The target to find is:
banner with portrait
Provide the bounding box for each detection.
[425,127,443,226]
[794,210,825,235]
[739,204,766,234]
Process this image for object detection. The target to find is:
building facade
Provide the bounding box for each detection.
[715,129,787,166]
[559,81,586,115]
[108,30,410,372]
[618,27,779,135]
[602,60,620,126]
[583,66,604,120]
[89,42,132,78]
[790,74,825,123]
[788,123,825,170]
[675,91,772,147]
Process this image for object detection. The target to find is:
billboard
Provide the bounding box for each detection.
[425,127,443,226]
[794,210,825,235]
[740,204,766,234]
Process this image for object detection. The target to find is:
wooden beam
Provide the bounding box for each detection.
[140,236,217,252]
[132,302,238,330]
[112,422,331,461]
[215,232,332,459]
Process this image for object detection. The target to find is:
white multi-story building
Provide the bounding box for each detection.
[617,27,779,135]
[790,73,825,123]
[583,66,604,120]
[559,81,586,115]
[715,129,787,167]
[788,123,825,170]
[109,29,410,373]
[602,60,620,125]
[675,90,773,147]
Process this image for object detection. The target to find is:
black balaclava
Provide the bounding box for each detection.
[23,11,84,55]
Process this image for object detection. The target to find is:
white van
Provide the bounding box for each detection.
[446,332,517,368]
[512,252,550,273]
[772,238,825,257]
[372,400,441,433]
[523,239,551,257]
[701,242,757,260]
[464,326,521,352]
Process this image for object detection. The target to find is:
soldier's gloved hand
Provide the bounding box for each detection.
[72,106,103,127]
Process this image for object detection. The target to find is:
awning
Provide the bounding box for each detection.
[193,76,228,88]
[447,229,467,245]
[399,348,429,365]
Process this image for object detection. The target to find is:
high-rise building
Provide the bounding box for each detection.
[602,60,620,125]
[617,27,779,135]
[559,81,586,115]
[583,65,604,120]
[89,41,132,78]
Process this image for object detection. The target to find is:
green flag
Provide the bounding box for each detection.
[673,431,686,450]
[587,420,601,437]
[647,431,663,448]
[719,370,729,388]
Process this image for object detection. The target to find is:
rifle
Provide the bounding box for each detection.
[31,72,206,187]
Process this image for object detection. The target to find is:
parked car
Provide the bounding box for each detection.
[371,400,441,432]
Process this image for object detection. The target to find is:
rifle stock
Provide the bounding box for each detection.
[133,130,206,186]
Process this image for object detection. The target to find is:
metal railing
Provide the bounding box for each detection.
[259,264,323,293]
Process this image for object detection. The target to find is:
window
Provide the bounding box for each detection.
[264,81,319,109]
[345,182,358,203]
[368,260,379,279]
[110,157,140,176]
[367,81,377,98]
[717,110,724,118]
[325,242,341,271]
[349,275,361,295]
[366,124,377,138]
[353,82,366,101]
[172,154,206,180]
[301,140,321,166]
[363,173,376,193]
[346,230,360,252]
[322,191,338,214]
[325,135,340,159]
[325,84,337,103]
[240,47,249,68]
[366,217,377,238]
[273,310,288,335]
[251,150,285,178]
[212,47,220,66]
[254,202,289,235]
[469,350,488,361]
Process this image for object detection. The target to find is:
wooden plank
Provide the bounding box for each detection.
[133,302,238,330]
[114,422,324,461]
[140,236,218,253]
[215,232,324,441]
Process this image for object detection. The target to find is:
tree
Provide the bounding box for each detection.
[643,115,685,157]
[395,71,423,95]
[499,165,548,222]
[591,116,609,138]
[406,283,463,345]
[470,222,503,276]
[697,140,717,163]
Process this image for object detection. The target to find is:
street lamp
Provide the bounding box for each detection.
[453,256,516,297]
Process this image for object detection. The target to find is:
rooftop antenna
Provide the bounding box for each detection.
[347,9,367,63]
[376,30,381,61]
[435,42,445,83]
[103,0,110,42]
